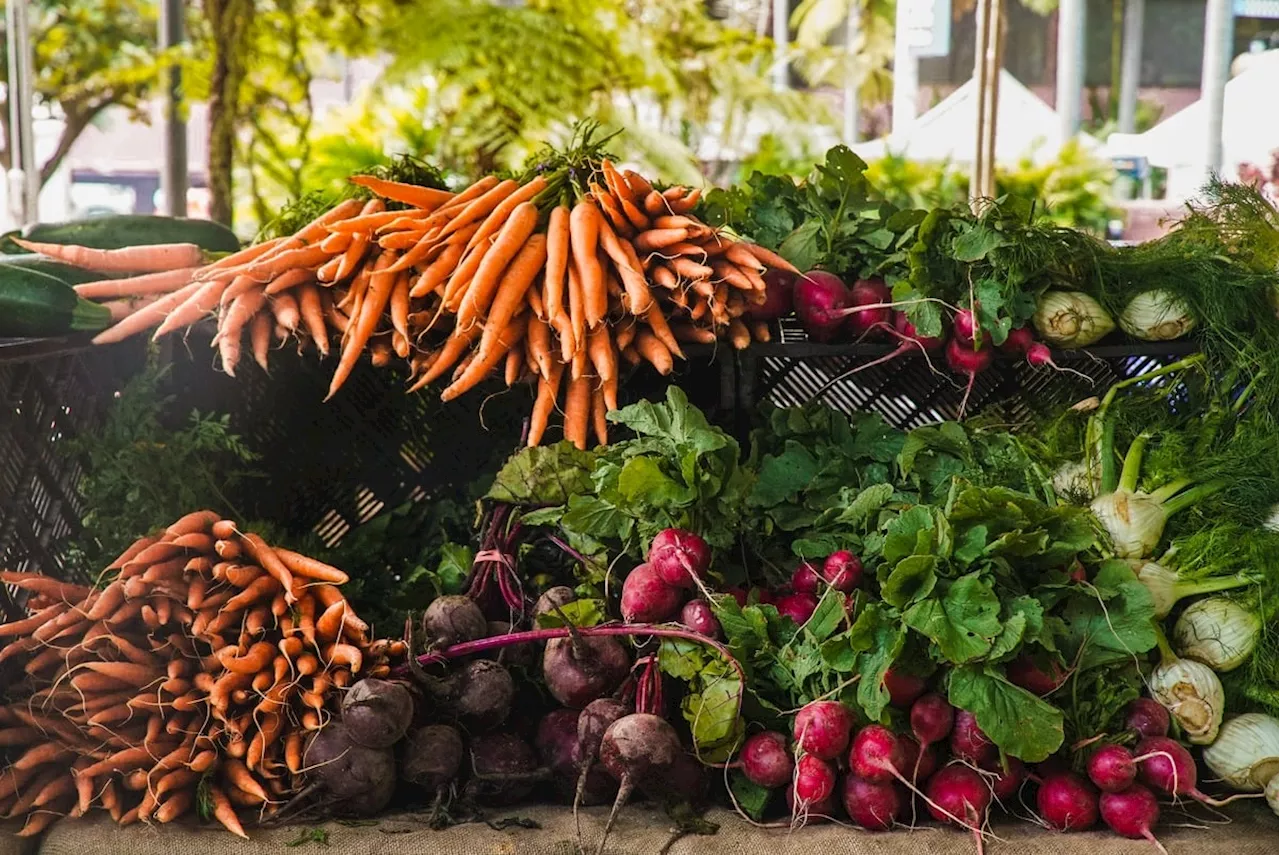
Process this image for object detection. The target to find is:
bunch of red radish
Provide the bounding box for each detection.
[769,269,1063,415]
[620,529,721,636]
[735,687,1202,851]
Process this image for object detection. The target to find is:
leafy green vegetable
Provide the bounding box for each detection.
[948,665,1064,762]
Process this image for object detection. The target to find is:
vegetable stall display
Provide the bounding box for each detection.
[0,146,1276,850]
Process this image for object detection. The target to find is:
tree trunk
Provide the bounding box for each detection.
[206,0,254,227]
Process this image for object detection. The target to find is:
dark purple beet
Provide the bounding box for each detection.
[542,634,630,709]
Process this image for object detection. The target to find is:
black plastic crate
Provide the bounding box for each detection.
[732,319,1199,431]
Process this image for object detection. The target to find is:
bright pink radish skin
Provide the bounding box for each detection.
[910,692,955,746]
[999,325,1035,355]
[739,731,793,789]
[749,269,797,321]
[1135,736,1234,805]
[1125,698,1170,739]
[679,600,721,638]
[794,271,849,342]
[792,700,854,760]
[984,756,1027,803]
[926,765,992,826]
[844,278,892,338]
[898,734,938,783]
[953,309,979,343]
[647,529,710,589]
[895,311,945,351]
[1088,744,1138,793]
[1037,771,1099,831]
[945,336,993,417]
[790,562,820,595]
[821,551,862,592]
[786,782,836,824]
[842,774,906,831]
[883,669,927,708]
[950,709,996,765]
[620,563,682,623]
[793,754,837,804]
[776,592,818,626]
[1099,785,1166,850]
[1005,655,1068,696]
[849,725,906,783]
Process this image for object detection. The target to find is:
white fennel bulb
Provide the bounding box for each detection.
[1118,290,1197,341]
[1172,597,1260,672]
[1149,658,1225,745]
[1203,714,1280,791]
[1266,775,1279,815]
[1091,490,1169,559]
[1033,291,1116,348]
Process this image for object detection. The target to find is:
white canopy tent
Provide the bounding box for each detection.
[853,70,1099,166]
[1105,50,1279,198]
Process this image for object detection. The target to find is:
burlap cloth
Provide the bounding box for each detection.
[2,802,1273,855]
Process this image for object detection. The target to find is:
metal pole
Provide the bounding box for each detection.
[893,0,919,131]
[842,4,861,144]
[970,0,991,204]
[1200,0,1232,179]
[772,0,790,91]
[6,0,39,225]
[1117,0,1144,133]
[159,0,188,217]
[1055,0,1086,144]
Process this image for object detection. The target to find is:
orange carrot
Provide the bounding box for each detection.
[409,238,468,298]
[239,533,297,602]
[634,228,688,252]
[92,279,203,344]
[13,237,204,273]
[437,179,519,242]
[569,201,605,328]
[543,205,571,324]
[644,302,685,359]
[591,386,609,446]
[474,234,547,357]
[504,346,523,386]
[250,310,273,372]
[464,176,548,253]
[643,189,667,216]
[273,548,349,584]
[455,202,540,332]
[597,220,652,314]
[327,252,396,400]
[563,372,592,451]
[593,186,633,237]
[742,242,798,273]
[634,330,675,374]
[587,324,617,384]
[441,314,529,402]
[349,175,454,209]
[390,270,411,343]
[209,784,248,838]
[296,284,330,356]
[74,266,199,300]
[567,263,585,352]
[262,266,314,297]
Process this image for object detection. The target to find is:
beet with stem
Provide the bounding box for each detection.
[341,678,414,749]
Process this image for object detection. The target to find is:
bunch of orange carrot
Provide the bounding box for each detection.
[22,159,796,449]
[0,510,398,837]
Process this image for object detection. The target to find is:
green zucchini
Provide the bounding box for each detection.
[0,254,111,286]
[2,215,241,254]
[0,267,113,337]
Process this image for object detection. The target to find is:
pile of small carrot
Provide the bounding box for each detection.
[0,510,399,837]
[20,158,796,449]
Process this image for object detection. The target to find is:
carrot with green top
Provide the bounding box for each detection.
[348,175,454,209]
[454,202,539,332]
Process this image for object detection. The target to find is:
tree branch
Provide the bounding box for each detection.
[39,105,102,186]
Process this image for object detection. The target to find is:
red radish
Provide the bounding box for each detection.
[945,336,993,417]
[679,600,721,639]
[793,754,837,804]
[620,564,682,623]
[952,309,991,346]
[1087,744,1138,793]
[897,734,938,783]
[728,586,777,607]
[1134,736,1246,805]
[740,731,793,789]
[792,700,854,760]
[1067,559,1088,583]
[842,774,906,831]
[984,756,1027,803]
[821,551,861,592]
[793,271,849,342]
[1099,785,1167,852]
[790,562,820,595]
[1124,699,1170,739]
[1005,655,1067,696]
[849,725,906,783]
[950,709,996,765]
[785,780,836,824]
[999,325,1035,355]
[647,529,710,589]
[726,587,748,607]
[844,278,892,338]
[776,592,818,626]
[1037,771,1099,831]
[749,269,796,321]
[883,669,927,708]
[910,692,955,746]
[754,587,777,605]
[925,765,992,828]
